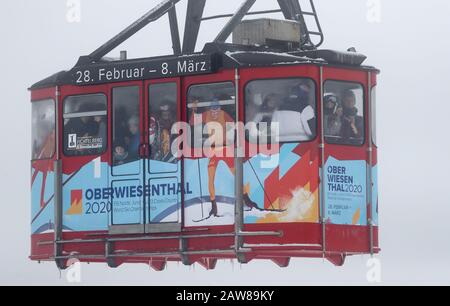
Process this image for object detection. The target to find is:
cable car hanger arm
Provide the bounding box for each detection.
[88,0,182,63]
[81,0,325,65]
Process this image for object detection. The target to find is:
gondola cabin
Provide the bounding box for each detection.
[29,0,379,270]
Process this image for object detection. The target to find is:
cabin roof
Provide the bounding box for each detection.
[29,43,377,90]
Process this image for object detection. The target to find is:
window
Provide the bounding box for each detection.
[32,99,55,160]
[149,83,178,163]
[371,86,377,146]
[112,87,140,168]
[187,82,236,148]
[245,78,316,143]
[63,94,107,156]
[324,81,365,146]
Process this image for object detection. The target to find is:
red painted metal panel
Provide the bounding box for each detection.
[29,64,380,268]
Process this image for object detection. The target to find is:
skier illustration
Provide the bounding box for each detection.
[189,97,260,220]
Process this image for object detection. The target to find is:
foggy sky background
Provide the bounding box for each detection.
[0,0,450,285]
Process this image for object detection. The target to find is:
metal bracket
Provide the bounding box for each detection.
[83,0,323,63]
[183,0,207,53]
[88,0,182,62]
[214,0,257,43]
[168,5,182,55]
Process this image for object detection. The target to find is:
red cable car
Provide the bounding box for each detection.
[29,0,379,270]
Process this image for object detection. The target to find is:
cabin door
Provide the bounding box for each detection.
[109,83,146,234]
[321,69,368,227]
[144,78,182,233]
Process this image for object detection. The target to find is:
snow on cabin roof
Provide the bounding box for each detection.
[223,50,324,67]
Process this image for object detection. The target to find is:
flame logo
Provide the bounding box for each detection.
[66,190,83,215]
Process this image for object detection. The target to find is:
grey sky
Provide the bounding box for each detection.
[1,0,450,285]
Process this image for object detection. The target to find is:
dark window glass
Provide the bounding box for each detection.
[32,99,55,160]
[112,87,140,168]
[245,78,316,143]
[324,81,365,146]
[149,83,178,164]
[63,94,107,156]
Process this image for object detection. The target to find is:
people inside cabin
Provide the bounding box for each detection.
[248,93,282,141]
[65,115,96,139]
[64,104,99,154]
[328,104,344,138]
[262,93,282,115]
[113,112,141,165]
[125,115,141,161]
[155,101,177,163]
[341,90,364,143]
[158,101,176,132]
[324,94,344,138]
[91,101,107,145]
[324,93,338,117]
[159,129,176,163]
[254,93,282,124]
[113,140,130,166]
[271,82,316,141]
[294,82,316,138]
[94,115,107,142]
[149,116,160,160]
[147,101,177,163]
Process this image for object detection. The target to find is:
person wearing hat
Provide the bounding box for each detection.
[158,101,175,131]
[157,101,176,162]
[341,90,364,143]
[323,94,344,138]
[324,94,338,117]
[149,116,160,160]
[113,139,130,166]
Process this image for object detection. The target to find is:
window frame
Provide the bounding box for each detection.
[371,85,377,147]
[187,81,237,109]
[62,93,108,157]
[323,79,366,147]
[243,77,318,144]
[31,98,56,161]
